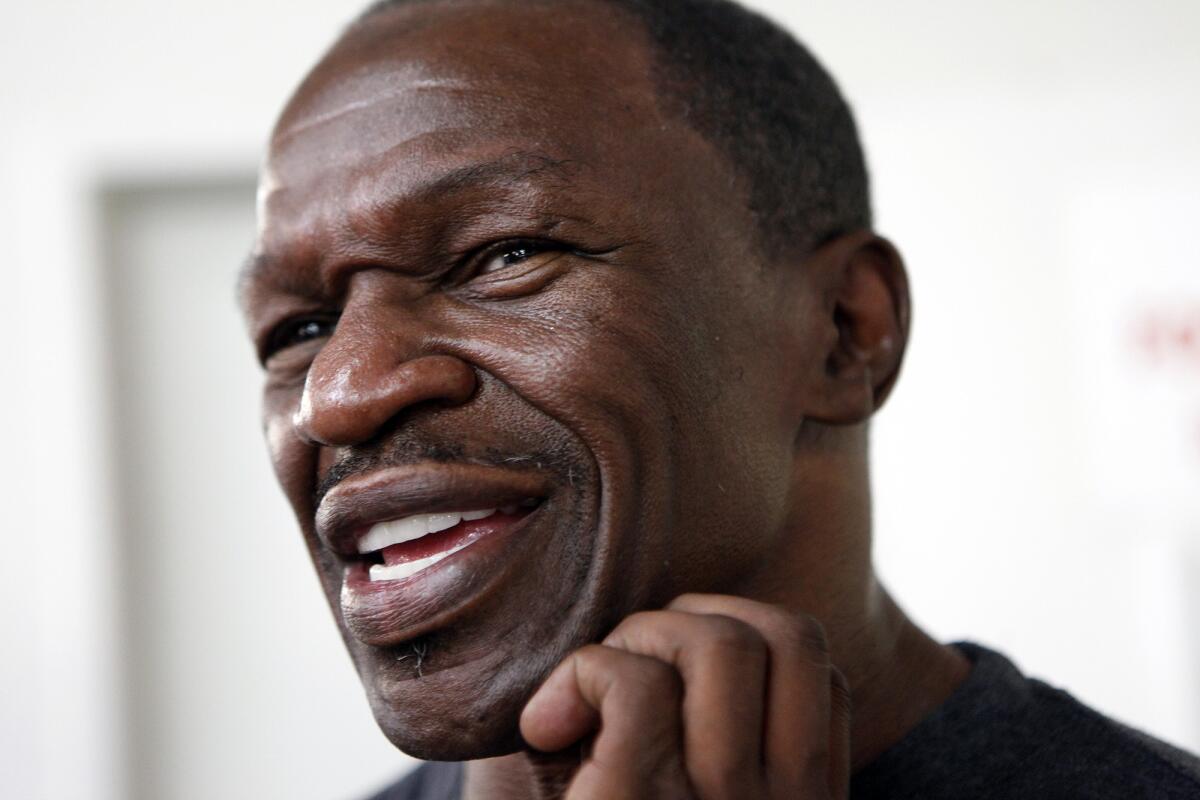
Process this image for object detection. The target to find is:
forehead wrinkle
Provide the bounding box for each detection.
[331,146,582,235]
[273,75,477,145]
[393,149,579,204]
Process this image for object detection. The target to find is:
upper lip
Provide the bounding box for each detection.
[314,462,552,558]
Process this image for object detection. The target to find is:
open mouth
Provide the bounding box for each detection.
[319,463,558,645]
[356,498,542,583]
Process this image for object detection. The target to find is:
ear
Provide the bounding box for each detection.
[799,231,910,424]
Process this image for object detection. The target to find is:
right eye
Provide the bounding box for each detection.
[265,314,338,361]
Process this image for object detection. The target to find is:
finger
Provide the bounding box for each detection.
[667,594,839,795]
[601,609,769,798]
[827,666,852,799]
[520,644,690,799]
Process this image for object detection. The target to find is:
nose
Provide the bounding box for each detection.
[293,321,477,448]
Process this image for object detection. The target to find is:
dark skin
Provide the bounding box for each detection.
[241,1,969,797]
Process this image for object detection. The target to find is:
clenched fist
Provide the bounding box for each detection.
[520,595,852,799]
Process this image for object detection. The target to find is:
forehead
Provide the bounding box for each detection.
[280,1,661,129]
[245,0,761,311]
[258,1,699,247]
[277,4,659,153]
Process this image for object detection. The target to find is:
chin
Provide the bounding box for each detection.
[368,675,529,761]
[344,595,594,761]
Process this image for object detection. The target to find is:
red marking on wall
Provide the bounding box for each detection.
[1129,303,1200,461]
[1132,305,1200,371]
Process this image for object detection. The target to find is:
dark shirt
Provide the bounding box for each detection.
[366,642,1200,799]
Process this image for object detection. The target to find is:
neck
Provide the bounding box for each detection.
[462,577,968,799]
[464,430,970,797]
[832,578,970,770]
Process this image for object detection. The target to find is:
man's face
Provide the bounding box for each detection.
[243,0,816,759]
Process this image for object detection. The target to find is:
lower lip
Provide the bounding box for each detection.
[340,509,539,646]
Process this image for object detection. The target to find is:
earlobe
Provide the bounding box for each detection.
[802,232,910,424]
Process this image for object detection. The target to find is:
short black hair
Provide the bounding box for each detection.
[356,0,871,259]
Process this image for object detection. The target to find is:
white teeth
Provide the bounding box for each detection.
[356,509,497,554]
[368,551,447,582]
[424,512,462,534]
[367,539,475,582]
[357,516,426,554]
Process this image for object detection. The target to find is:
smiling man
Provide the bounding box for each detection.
[240,0,1200,798]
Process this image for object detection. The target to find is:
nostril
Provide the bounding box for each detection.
[294,354,478,448]
[407,355,478,406]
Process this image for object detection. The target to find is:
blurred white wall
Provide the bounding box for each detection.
[1,1,1197,798]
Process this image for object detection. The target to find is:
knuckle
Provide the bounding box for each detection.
[747,603,804,641]
[604,609,669,643]
[669,592,708,609]
[572,644,684,704]
[633,657,683,699]
[621,609,665,631]
[699,615,766,658]
[572,643,611,664]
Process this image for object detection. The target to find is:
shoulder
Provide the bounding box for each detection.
[1014,676,1200,797]
[363,761,463,800]
[852,643,1200,800]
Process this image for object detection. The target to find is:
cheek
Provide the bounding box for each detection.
[262,388,318,523]
[523,266,794,588]
[444,268,756,596]
[265,407,293,466]
[452,269,691,464]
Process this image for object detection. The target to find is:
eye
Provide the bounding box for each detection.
[264,314,338,361]
[477,240,559,275]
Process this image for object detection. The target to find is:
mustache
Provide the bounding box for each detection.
[312,440,566,511]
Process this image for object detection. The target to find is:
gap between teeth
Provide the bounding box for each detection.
[357,508,500,555]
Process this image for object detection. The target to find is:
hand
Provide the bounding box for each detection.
[519,594,852,799]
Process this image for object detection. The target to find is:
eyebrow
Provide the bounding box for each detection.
[239,149,580,294]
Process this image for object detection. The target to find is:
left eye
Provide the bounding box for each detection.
[478,241,555,274]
